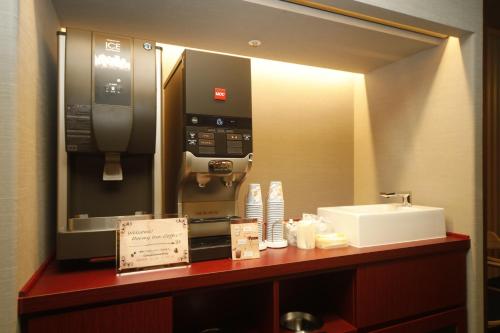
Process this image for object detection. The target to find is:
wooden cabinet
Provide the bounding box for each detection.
[19,236,470,333]
[366,307,466,333]
[356,252,466,328]
[24,297,172,333]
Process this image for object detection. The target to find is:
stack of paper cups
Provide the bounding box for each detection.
[245,183,266,250]
[266,181,288,248]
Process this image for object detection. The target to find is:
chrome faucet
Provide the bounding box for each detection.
[380,191,412,207]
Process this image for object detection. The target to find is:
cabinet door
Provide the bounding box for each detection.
[367,307,466,333]
[25,297,172,333]
[356,251,466,328]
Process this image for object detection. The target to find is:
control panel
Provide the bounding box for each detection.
[184,114,252,157]
[64,29,156,154]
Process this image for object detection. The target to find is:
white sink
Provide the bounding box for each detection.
[317,204,446,248]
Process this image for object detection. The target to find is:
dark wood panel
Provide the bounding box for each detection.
[366,307,466,333]
[485,0,500,31]
[26,297,172,333]
[484,28,500,238]
[279,269,355,324]
[273,281,280,333]
[356,252,466,328]
[484,12,500,330]
[172,282,273,333]
[18,236,469,315]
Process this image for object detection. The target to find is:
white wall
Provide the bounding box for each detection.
[348,2,483,332]
[241,59,355,218]
[0,0,59,331]
[16,0,59,287]
[352,2,483,332]
[354,0,481,33]
[354,35,483,333]
[0,1,20,331]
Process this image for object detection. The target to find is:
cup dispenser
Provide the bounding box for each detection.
[56,29,162,260]
[163,50,253,262]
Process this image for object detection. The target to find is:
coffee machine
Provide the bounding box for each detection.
[163,50,253,262]
[56,29,162,260]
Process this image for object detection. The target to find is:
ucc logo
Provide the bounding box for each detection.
[105,39,121,52]
[214,88,226,101]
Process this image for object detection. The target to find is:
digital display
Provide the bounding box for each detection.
[187,114,251,128]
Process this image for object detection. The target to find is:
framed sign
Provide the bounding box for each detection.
[117,217,189,274]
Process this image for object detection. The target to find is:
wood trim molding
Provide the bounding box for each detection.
[484,30,500,235]
[283,0,449,39]
[446,232,470,240]
[19,253,55,297]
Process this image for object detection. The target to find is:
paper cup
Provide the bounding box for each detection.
[268,181,284,202]
[247,183,263,205]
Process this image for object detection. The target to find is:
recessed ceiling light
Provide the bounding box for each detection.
[248,40,262,47]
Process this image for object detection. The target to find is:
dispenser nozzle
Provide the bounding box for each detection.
[103,152,123,181]
[222,175,235,188]
[196,174,211,188]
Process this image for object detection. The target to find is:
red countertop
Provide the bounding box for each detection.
[18,234,469,316]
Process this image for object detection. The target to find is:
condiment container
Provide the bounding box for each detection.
[296,220,316,249]
[315,233,348,249]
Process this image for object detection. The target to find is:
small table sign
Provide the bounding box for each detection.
[231,218,260,260]
[117,217,189,274]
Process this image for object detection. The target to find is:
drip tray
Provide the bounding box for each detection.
[67,214,153,231]
[190,235,232,262]
[189,216,239,224]
[190,235,231,248]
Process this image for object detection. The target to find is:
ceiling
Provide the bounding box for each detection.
[51,0,443,73]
